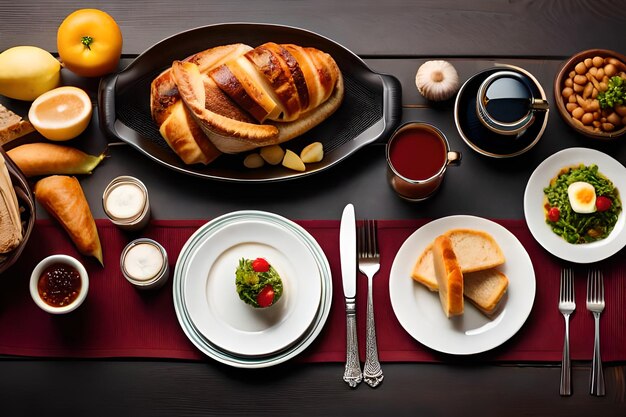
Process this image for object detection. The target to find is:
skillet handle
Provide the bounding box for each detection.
[97,74,120,141]
[377,72,403,144]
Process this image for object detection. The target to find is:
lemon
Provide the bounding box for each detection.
[28,86,92,141]
[0,46,61,101]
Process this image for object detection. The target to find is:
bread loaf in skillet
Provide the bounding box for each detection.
[150,42,343,161]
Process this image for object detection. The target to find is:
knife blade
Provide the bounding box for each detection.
[340,203,362,387]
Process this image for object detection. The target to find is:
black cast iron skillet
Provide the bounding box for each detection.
[98,23,402,182]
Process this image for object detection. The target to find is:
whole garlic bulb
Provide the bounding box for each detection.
[415,60,459,101]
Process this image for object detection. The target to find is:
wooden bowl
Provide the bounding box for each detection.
[554,48,626,140]
[0,147,35,275]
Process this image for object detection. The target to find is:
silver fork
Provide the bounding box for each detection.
[559,267,576,396]
[587,269,606,396]
[358,220,384,388]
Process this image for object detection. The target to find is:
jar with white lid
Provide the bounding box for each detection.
[120,238,169,290]
[102,176,150,231]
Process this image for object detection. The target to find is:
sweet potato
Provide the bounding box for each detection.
[34,175,103,265]
[7,143,105,177]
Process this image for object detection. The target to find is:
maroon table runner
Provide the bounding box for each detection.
[0,218,624,363]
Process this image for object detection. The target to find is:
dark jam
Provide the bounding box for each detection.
[37,262,82,307]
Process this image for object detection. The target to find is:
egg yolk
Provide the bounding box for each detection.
[574,187,594,204]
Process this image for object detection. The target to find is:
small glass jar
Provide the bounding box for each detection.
[103,176,151,231]
[120,238,169,290]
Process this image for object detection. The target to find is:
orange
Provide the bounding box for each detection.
[57,9,123,78]
[28,86,92,141]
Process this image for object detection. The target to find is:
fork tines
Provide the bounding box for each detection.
[560,267,575,303]
[587,269,605,304]
[359,220,379,257]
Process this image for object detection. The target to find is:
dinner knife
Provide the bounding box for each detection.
[340,203,362,387]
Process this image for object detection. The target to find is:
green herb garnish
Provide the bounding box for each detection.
[543,164,622,244]
[597,76,626,109]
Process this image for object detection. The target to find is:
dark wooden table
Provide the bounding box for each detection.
[1,1,626,416]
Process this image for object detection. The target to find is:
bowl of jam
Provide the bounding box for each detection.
[30,254,89,314]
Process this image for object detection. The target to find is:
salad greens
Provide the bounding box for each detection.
[235,258,283,308]
[597,76,626,109]
[543,164,621,244]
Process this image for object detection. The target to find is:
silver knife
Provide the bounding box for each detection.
[340,203,362,387]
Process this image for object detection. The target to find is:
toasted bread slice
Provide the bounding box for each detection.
[0,104,34,146]
[172,60,280,153]
[412,243,437,290]
[432,235,463,317]
[158,102,221,165]
[445,229,505,273]
[463,269,509,315]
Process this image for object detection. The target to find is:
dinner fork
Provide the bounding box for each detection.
[559,267,575,396]
[358,220,384,388]
[587,269,605,396]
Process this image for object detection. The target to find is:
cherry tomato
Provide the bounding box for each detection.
[57,9,123,77]
[257,285,275,307]
[548,207,560,222]
[251,257,270,272]
[596,196,612,212]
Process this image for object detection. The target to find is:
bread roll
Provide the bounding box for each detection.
[432,235,464,317]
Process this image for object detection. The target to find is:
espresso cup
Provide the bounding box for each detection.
[476,70,549,137]
[386,122,461,201]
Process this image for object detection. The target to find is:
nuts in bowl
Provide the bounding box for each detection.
[554,49,626,139]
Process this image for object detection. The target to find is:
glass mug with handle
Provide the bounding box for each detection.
[386,122,461,201]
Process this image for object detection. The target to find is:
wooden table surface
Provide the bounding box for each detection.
[1,1,626,416]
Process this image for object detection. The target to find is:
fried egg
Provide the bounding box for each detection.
[567,181,596,213]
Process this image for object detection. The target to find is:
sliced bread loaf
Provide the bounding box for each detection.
[412,228,505,288]
[432,235,463,317]
[411,228,508,316]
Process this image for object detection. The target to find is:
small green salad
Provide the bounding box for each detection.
[543,164,622,244]
[235,257,283,308]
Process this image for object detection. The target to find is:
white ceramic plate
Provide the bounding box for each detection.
[180,213,322,357]
[524,147,626,263]
[389,215,536,355]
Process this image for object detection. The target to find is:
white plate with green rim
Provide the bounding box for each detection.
[173,210,332,367]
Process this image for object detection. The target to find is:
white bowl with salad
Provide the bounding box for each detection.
[524,147,626,263]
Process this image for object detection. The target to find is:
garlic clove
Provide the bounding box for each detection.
[415,60,460,101]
